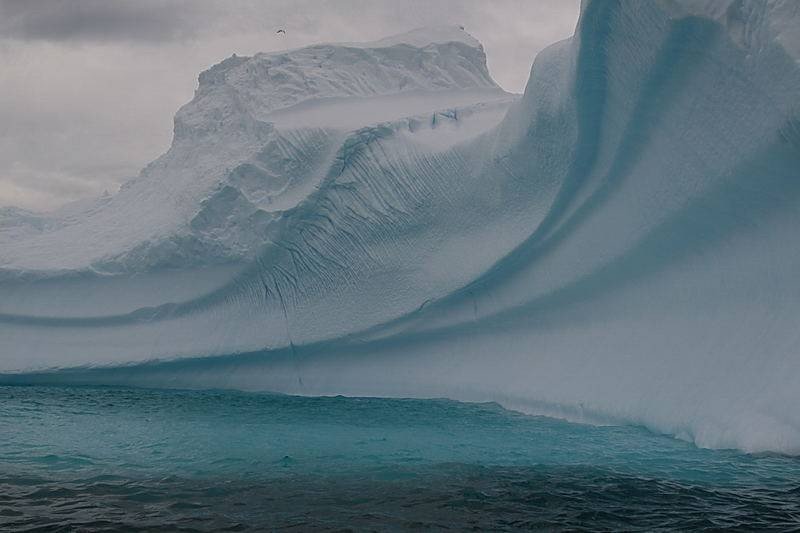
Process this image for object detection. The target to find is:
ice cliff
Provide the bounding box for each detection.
[2,3,800,454]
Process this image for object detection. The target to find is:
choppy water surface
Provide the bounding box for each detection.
[1,385,799,531]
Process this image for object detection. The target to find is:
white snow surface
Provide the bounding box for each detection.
[2,5,800,455]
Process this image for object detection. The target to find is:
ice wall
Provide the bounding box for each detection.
[2,3,800,454]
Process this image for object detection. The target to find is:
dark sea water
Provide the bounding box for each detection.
[2,385,800,531]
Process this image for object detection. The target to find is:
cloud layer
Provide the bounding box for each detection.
[0,0,204,42]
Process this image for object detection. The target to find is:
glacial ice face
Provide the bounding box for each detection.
[2,4,800,454]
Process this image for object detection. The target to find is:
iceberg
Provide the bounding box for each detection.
[2,2,800,454]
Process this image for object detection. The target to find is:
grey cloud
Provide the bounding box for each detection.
[0,0,204,43]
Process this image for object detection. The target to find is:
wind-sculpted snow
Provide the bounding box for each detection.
[2,4,800,454]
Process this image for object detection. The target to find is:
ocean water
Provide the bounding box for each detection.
[1,385,799,531]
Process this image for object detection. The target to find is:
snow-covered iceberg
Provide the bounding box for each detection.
[2,2,800,454]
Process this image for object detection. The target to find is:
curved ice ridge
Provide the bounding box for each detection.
[2,4,800,454]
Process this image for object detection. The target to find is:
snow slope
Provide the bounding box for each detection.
[2,4,800,454]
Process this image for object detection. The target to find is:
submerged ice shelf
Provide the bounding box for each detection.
[6,385,800,530]
[2,2,800,454]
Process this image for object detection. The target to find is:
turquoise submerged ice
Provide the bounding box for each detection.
[2,385,800,530]
[2,0,800,455]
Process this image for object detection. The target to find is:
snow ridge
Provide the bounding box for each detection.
[0,25,508,275]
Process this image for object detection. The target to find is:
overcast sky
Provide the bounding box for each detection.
[0,0,579,211]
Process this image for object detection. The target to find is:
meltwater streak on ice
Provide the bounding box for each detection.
[2,2,800,454]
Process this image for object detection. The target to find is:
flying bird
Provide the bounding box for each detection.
[276,29,286,35]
